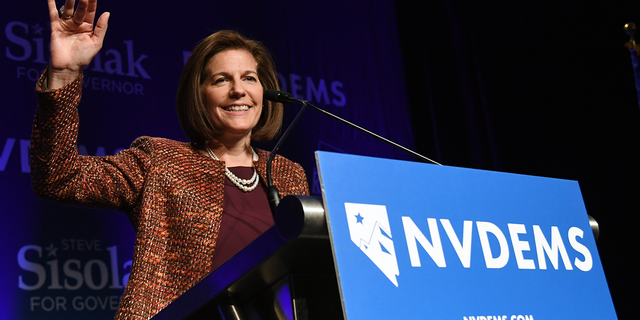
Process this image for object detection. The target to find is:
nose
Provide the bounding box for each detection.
[229,79,246,98]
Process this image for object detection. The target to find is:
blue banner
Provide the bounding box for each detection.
[317,151,617,319]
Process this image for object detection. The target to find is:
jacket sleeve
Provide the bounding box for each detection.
[288,162,310,196]
[254,149,310,197]
[30,70,151,213]
[273,155,310,197]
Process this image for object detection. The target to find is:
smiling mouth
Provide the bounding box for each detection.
[222,105,251,111]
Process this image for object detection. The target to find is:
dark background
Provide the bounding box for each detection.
[1,0,636,318]
[395,0,639,318]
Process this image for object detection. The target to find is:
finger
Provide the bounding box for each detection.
[84,0,98,24]
[61,0,76,18]
[47,0,60,23]
[93,12,110,41]
[72,0,88,24]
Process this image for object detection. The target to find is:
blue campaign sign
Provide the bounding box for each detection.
[316,151,617,320]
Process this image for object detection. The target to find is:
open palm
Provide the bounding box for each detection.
[47,0,109,86]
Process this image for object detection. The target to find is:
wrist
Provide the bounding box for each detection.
[46,67,82,90]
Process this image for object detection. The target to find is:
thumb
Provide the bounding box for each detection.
[93,12,110,41]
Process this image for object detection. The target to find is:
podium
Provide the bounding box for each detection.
[154,151,617,319]
[152,195,342,319]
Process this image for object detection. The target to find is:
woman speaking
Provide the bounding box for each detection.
[30,0,309,319]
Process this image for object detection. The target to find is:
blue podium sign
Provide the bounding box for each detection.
[316,151,617,320]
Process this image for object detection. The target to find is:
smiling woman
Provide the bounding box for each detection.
[29,1,309,319]
[201,49,264,153]
[176,31,283,147]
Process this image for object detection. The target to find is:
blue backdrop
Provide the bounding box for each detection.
[1,1,413,318]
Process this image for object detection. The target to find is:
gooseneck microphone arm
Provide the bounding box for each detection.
[263,88,442,217]
[264,90,310,217]
[264,89,443,166]
[305,102,441,165]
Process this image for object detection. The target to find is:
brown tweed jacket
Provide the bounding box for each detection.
[30,73,310,320]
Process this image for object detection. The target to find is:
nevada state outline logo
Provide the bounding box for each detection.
[344,202,399,286]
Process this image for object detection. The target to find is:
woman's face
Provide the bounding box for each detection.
[201,49,263,141]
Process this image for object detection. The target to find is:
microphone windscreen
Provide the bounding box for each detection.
[263,89,291,103]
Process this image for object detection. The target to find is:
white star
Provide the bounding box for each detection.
[45,243,58,257]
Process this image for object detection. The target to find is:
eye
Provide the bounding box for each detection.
[245,76,257,82]
[214,77,226,84]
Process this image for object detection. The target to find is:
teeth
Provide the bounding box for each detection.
[224,105,250,111]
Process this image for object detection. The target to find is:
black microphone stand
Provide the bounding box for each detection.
[263,89,442,218]
[301,101,442,166]
[265,99,309,217]
[273,91,442,166]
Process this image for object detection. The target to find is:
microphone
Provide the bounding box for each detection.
[265,89,442,165]
[264,89,295,103]
[263,89,310,217]
[262,89,442,217]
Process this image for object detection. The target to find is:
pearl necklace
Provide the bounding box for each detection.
[204,144,260,192]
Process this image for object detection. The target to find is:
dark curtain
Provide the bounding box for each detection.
[396,0,640,318]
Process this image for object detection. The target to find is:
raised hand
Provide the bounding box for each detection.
[46,0,110,89]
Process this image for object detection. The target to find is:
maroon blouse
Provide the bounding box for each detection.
[210,166,273,271]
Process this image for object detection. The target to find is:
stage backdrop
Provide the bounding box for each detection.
[0,0,413,319]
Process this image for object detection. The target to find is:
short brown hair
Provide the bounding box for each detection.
[176,30,282,144]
